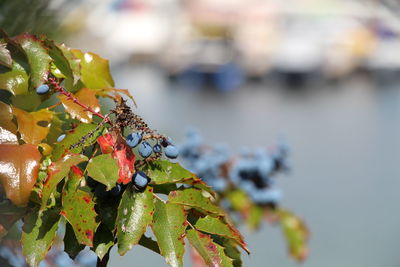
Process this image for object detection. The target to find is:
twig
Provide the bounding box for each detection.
[48,77,112,124]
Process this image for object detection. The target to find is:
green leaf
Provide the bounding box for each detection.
[214,237,242,267]
[87,154,119,190]
[52,123,104,161]
[41,153,88,208]
[0,102,17,145]
[194,216,248,253]
[186,229,233,267]
[97,197,119,231]
[71,49,114,89]
[152,200,186,267]
[142,161,214,195]
[0,40,12,68]
[168,188,224,217]
[14,34,52,88]
[10,91,42,111]
[246,205,264,230]
[138,235,160,254]
[278,209,309,262]
[93,223,114,260]
[64,222,85,260]
[61,166,99,247]
[44,40,75,90]
[57,44,81,88]
[21,207,61,267]
[116,186,154,255]
[226,190,251,213]
[0,58,29,95]
[46,113,64,145]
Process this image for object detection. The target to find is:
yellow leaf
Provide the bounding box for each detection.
[13,107,53,145]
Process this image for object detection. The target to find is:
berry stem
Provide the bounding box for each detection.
[48,77,112,124]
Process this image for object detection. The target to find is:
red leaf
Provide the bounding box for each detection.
[97,132,135,184]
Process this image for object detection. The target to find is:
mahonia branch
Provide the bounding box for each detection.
[47,77,112,124]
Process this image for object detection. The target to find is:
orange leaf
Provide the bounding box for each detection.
[97,132,135,184]
[95,88,136,106]
[58,88,100,123]
[12,107,53,145]
[0,144,41,206]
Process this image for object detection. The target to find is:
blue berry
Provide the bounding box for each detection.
[153,144,162,153]
[126,132,142,148]
[138,141,152,158]
[36,84,50,95]
[133,171,150,190]
[110,184,122,196]
[164,145,179,159]
[160,138,170,147]
[57,134,66,142]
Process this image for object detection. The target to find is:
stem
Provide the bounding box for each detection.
[48,77,111,124]
[96,248,111,267]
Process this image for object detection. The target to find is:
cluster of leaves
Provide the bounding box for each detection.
[0,32,248,267]
[179,130,310,262]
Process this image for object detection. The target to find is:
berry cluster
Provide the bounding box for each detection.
[179,128,290,206]
[126,132,179,160]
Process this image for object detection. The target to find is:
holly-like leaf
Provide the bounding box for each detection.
[0,58,29,95]
[61,166,99,247]
[214,237,242,267]
[21,207,61,267]
[116,186,154,255]
[71,49,114,89]
[246,205,264,230]
[57,44,81,87]
[86,154,119,190]
[64,222,85,260]
[0,102,18,144]
[226,190,251,213]
[14,34,52,88]
[277,209,309,262]
[0,101,17,133]
[194,216,248,253]
[138,235,160,254]
[186,229,233,267]
[0,144,41,206]
[52,123,104,161]
[0,40,12,68]
[142,161,214,195]
[45,40,75,90]
[58,88,100,123]
[12,107,53,144]
[97,132,135,184]
[45,114,64,145]
[152,200,187,267]
[168,188,224,217]
[10,91,42,112]
[41,153,88,208]
[93,223,114,260]
[95,88,135,103]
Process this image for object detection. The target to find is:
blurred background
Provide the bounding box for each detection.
[1,0,400,266]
